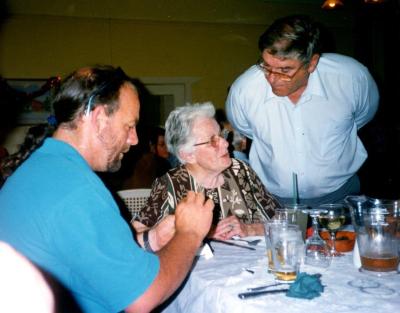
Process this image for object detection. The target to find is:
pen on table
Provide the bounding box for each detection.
[207,238,256,250]
[238,288,289,299]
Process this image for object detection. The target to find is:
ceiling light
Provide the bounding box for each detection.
[364,0,386,3]
[321,0,344,9]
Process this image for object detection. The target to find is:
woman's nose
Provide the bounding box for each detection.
[220,137,229,148]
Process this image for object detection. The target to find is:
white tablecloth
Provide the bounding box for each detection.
[161,236,400,313]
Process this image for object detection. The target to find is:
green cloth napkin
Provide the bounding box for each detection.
[286,272,324,300]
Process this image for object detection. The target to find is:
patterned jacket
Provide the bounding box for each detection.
[136,159,280,227]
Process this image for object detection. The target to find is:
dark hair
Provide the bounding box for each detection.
[215,108,227,124]
[149,126,165,146]
[258,15,322,64]
[53,65,133,128]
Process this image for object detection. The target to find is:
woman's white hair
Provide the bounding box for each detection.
[165,102,215,164]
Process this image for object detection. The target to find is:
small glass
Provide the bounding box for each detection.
[318,203,346,257]
[274,204,309,239]
[302,208,332,268]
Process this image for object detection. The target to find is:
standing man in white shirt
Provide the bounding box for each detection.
[226,14,379,208]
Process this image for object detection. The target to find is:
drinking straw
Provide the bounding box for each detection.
[292,172,298,205]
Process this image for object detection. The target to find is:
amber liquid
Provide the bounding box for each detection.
[274,270,297,281]
[360,254,399,272]
[266,249,274,272]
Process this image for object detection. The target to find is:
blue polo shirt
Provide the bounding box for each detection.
[0,138,159,313]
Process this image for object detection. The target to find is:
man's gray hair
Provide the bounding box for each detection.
[165,102,215,164]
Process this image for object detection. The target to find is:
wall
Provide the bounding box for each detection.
[1,0,355,107]
[0,0,355,152]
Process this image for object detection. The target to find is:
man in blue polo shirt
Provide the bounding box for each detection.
[0,65,213,313]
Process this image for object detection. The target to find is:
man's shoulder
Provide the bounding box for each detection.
[319,53,368,75]
[230,65,265,90]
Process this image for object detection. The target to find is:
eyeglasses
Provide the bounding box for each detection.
[256,59,305,82]
[194,134,224,148]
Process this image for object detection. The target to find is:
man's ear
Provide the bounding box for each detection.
[90,105,109,132]
[307,54,320,74]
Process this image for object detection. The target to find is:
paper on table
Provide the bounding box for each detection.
[197,242,214,259]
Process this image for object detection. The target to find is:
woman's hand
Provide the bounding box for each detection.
[210,215,247,240]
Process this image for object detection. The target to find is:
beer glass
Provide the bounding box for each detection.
[270,224,304,282]
[264,220,287,273]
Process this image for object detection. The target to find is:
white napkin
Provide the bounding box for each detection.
[196,242,214,260]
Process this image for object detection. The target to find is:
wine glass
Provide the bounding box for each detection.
[302,208,332,268]
[318,203,346,257]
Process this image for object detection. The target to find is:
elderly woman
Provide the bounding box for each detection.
[133,103,280,252]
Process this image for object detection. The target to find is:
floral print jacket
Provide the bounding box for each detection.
[135,159,280,227]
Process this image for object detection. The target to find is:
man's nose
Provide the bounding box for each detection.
[128,128,139,146]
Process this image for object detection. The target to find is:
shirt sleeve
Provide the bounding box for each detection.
[226,79,254,140]
[353,65,379,129]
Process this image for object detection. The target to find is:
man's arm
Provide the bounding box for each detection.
[225,82,253,140]
[125,191,213,313]
[134,215,176,252]
[354,67,379,129]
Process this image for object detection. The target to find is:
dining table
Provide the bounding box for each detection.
[160,236,400,313]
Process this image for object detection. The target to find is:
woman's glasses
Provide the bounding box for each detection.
[194,133,224,148]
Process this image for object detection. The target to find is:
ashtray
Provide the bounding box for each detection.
[320,230,356,252]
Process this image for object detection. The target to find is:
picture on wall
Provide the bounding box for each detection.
[6,77,60,124]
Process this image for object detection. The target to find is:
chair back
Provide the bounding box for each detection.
[117,189,151,219]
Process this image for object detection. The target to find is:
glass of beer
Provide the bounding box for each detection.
[264,220,287,273]
[270,224,304,282]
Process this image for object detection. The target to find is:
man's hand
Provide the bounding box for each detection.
[174,191,214,240]
[126,192,214,313]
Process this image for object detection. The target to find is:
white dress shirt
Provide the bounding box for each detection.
[226,53,379,199]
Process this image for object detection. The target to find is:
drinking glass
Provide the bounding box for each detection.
[318,203,346,257]
[270,224,303,282]
[271,204,308,240]
[302,208,332,268]
[264,220,287,273]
